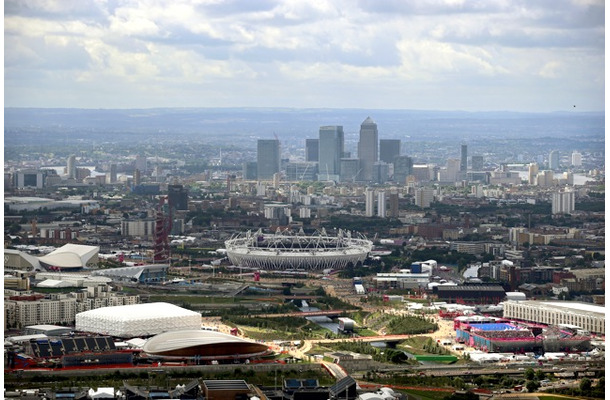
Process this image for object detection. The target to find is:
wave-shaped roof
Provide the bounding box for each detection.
[142,330,269,358]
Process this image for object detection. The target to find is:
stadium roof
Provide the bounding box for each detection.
[38,243,99,270]
[143,330,269,358]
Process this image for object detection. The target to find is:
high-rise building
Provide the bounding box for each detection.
[537,170,554,187]
[528,163,539,185]
[460,144,468,172]
[168,184,189,211]
[133,169,141,186]
[571,151,582,167]
[286,162,318,181]
[257,139,280,180]
[358,117,378,181]
[393,156,413,184]
[471,155,484,171]
[109,164,117,183]
[340,158,361,183]
[365,187,375,217]
[389,190,399,218]
[438,159,460,182]
[67,155,76,179]
[415,188,434,208]
[305,139,319,162]
[548,150,560,170]
[552,190,575,214]
[379,139,401,163]
[373,162,389,184]
[377,190,386,218]
[243,161,257,180]
[318,126,344,180]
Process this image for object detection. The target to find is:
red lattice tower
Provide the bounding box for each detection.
[154,196,172,262]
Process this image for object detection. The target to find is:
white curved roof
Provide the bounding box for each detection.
[143,329,259,354]
[38,243,99,269]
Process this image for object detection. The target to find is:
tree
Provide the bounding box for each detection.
[453,377,465,389]
[579,377,592,393]
[524,367,535,381]
[535,369,546,381]
[525,380,540,393]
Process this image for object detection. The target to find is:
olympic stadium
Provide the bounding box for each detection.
[142,330,270,360]
[224,229,373,270]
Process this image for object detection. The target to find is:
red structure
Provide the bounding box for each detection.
[154,196,172,263]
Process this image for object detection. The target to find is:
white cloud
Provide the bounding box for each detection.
[3,0,604,111]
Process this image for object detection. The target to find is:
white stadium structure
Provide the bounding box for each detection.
[75,302,201,338]
[224,228,373,270]
[142,330,270,359]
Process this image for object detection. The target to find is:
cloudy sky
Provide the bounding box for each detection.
[4,0,605,111]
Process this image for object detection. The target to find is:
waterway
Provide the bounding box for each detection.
[300,301,340,334]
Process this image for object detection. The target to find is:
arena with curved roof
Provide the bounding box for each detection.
[224,228,373,270]
[142,330,270,360]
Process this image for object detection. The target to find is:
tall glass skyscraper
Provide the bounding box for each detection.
[460,144,468,172]
[358,117,378,181]
[318,126,344,180]
[305,139,319,162]
[257,139,280,180]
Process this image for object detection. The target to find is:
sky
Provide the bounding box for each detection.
[4,0,605,112]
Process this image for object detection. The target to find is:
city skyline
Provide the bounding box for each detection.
[4,0,605,112]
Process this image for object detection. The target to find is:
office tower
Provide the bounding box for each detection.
[393,156,413,184]
[340,158,361,183]
[365,187,375,217]
[528,163,539,185]
[243,161,257,180]
[415,188,434,208]
[67,155,76,179]
[358,117,378,181]
[571,151,582,167]
[305,139,319,162]
[460,144,468,172]
[471,155,484,171]
[537,170,554,187]
[552,190,575,214]
[286,162,317,181]
[109,164,117,183]
[318,126,344,180]
[257,139,280,180]
[373,162,389,184]
[438,159,460,182]
[412,164,433,182]
[380,139,401,163]
[389,190,399,218]
[168,184,189,210]
[377,190,386,218]
[548,150,560,170]
[133,169,141,186]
